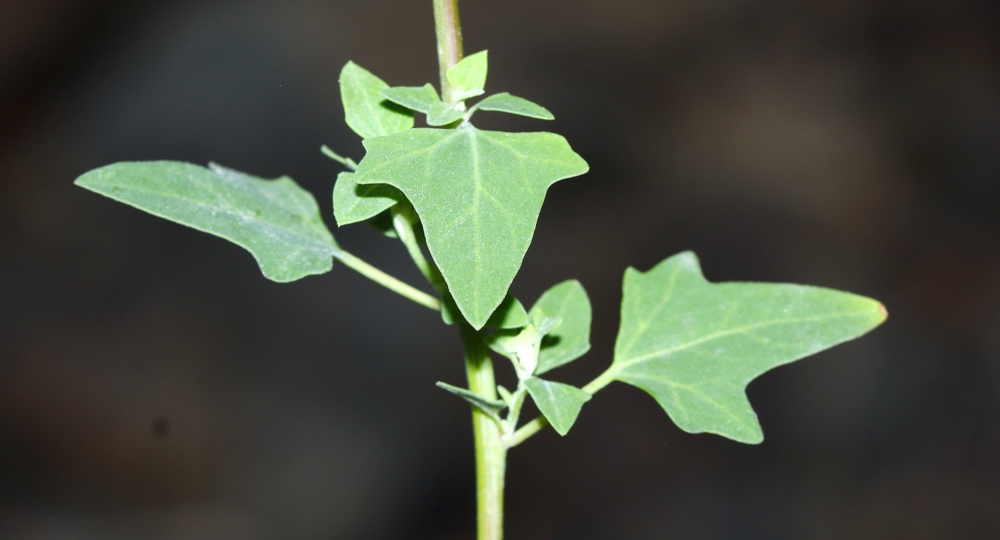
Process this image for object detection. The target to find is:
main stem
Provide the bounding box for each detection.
[461,323,506,540]
[431,3,505,538]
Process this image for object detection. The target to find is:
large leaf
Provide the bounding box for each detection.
[332,171,402,226]
[75,161,338,282]
[353,126,588,329]
[609,251,887,444]
[530,280,592,375]
[339,61,413,139]
[523,378,590,436]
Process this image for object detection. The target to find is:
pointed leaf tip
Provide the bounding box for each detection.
[609,251,887,444]
[339,61,413,138]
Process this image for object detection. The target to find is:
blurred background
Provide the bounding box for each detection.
[1,0,998,538]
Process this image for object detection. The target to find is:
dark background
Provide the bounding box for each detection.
[2,0,999,538]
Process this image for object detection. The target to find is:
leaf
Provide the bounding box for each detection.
[339,61,413,138]
[75,161,338,282]
[427,101,466,126]
[608,251,888,444]
[485,295,529,329]
[447,50,488,101]
[332,171,402,226]
[381,84,440,113]
[487,316,559,377]
[475,93,554,120]
[354,126,589,329]
[436,381,506,422]
[530,280,592,374]
[523,378,591,436]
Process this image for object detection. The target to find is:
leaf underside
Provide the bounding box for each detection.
[610,251,887,444]
[523,377,591,436]
[75,161,338,282]
[353,125,588,329]
[531,280,592,375]
[476,93,554,120]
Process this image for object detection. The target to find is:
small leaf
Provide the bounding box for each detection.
[332,171,402,226]
[485,295,529,329]
[609,251,888,444]
[497,385,514,405]
[447,50,488,101]
[381,84,440,113]
[75,161,338,282]
[436,381,506,421]
[427,101,466,126]
[531,280,592,374]
[523,378,591,436]
[475,93,554,120]
[339,61,413,138]
[487,316,559,376]
[354,126,589,329]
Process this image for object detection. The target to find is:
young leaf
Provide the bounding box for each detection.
[446,50,488,101]
[475,93,554,120]
[523,378,591,436]
[339,61,413,138]
[485,295,529,329]
[608,251,888,444]
[381,84,440,114]
[332,171,402,226]
[353,126,589,329]
[427,101,466,126]
[530,280,592,375]
[75,161,338,282]
[436,381,507,421]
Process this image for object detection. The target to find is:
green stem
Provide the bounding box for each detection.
[461,323,506,540]
[332,250,441,311]
[391,202,446,293]
[433,0,464,104]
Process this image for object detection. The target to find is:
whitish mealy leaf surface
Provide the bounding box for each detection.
[475,93,554,120]
[75,161,338,282]
[523,378,590,436]
[354,126,588,329]
[531,280,592,375]
[441,292,528,329]
[608,251,887,444]
[381,84,440,114]
[447,50,488,101]
[436,381,506,421]
[332,171,402,226]
[427,101,466,126]
[339,62,413,139]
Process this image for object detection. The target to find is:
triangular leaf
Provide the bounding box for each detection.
[447,50,488,101]
[523,378,591,436]
[531,280,592,374]
[75,161,338,282]
[609,251,888,444]
[427,101,466,126]
[381,84,440,114]
[354,126,589,329]
[475,93,554,120]
[436,381,506,422]
[339,61,413,138]
[332,171,403,226]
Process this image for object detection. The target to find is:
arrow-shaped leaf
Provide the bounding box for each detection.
[530,280,592,375]
[608,251,887,444]
[353,125,588,329]
[75,161,338,282]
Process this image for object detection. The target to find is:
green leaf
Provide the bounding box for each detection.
[354,126,589,329]
[427,101,466,126]
[485,295,529,329]
[332,171,402,226]
[523,378,591,436]
[475,93,554,120]
[339,61,413,138]
[530,280,592,374]
[487,316,560,376]
[436,381,506,421]
[75,161,338,282]
[447,50,488,101]
[381,84,440,114]
[608,251,888,444]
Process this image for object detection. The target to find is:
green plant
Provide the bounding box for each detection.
[74,1,886,538]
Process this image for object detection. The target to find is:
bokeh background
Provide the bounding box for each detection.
[2,0,999,538]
